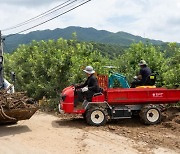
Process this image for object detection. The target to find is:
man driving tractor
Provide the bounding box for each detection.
[75,66,100,107]
[131,60,152,88]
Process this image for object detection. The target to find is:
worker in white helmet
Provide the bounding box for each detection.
[75,66,100,106]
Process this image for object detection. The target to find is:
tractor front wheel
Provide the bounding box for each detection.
[86,107,107,126]
[140,105,162,125]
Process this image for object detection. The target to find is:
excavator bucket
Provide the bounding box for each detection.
[0,107,38,124]
[0,91,38,124]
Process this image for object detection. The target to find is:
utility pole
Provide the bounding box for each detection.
[0,30,4,88]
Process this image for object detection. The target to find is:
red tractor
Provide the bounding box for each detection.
[59,72,180,126]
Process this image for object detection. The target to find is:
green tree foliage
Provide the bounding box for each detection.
[163,43,180,88]
[92,42,127,58]
[4,40,179,102]
[113,42,166,86]
[4,38,109,99]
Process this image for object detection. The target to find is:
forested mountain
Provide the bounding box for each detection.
[4,26,164,53]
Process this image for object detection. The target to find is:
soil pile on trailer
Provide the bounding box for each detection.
[0,90,38,123]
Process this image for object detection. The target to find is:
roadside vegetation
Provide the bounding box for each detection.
[3,37,180,110]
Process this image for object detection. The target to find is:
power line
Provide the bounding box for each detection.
[3,0,91,39]
[2,0,77,31]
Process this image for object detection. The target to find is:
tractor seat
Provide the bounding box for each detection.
[93,87,104,97]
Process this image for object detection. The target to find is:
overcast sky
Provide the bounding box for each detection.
[0,0,180,42]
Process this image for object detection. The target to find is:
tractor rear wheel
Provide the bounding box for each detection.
[140,105,162,125]
[86,107,107,126]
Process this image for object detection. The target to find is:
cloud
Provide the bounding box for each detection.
[129,0,180,42]
[0,0,180,42]
[0,0,59,7]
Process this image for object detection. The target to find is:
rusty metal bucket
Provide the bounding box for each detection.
[0,107,38,124]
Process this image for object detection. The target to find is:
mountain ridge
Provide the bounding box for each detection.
[4,26,165,52]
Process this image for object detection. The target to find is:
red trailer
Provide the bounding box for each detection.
[59,76,180,126]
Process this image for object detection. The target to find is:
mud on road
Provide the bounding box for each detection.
[105,107,180,152]
[58,107,180,153]
[0,107,180,154]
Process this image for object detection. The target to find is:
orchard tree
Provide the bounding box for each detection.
[113,42,166,87]
[163,43,180,88]
[4,38,111,99]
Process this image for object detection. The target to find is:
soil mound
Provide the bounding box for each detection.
[161,107,180,131]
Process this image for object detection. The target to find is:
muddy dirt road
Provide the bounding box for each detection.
[0,108,180,154]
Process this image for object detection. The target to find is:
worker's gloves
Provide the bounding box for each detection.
[133,76,138,79]
[81,87,88,92]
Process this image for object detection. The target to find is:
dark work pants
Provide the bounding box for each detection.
[131,80,142,88]
[74,89,94,107]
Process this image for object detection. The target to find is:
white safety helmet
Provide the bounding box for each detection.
[139,60,147,66]
[83,66,95,74]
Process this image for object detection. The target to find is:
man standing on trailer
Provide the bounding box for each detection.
[131,60,151,88]
[75,66,100,107]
